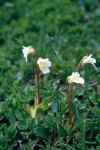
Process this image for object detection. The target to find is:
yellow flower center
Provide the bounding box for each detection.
[75,78,82,82]
[40,63,46,69]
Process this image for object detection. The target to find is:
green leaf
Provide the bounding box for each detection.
[26,118,35,129]
[96,146,100,150]
[35,127,50,140]
[15,109,23,120]
[7,109,16,124]
[18,120,27,130]
[96,134,100,143]
[55,115,60,125]
[51,99,59,113]
[4,126,9,140]
[86,140,96,144]
[37,108,45,114]
[77,88,84,96]
[71,102,81,126]
[86,131,93,139]
[91,107,100,115]
[86,122,95,131]
[79,103,86,110]
[59,124,67,137]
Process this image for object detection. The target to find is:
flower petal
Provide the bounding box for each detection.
[40,67,50,74]
[46,60,51,67]
[72,72,80,78]
[89,54,92,58]
[82,54,97,69]
[93,63,97,69]
[22,46,35,62]
[24,55,28,62]
[73,77,84,84]
[37,57,51,74]
[67,76,73,84]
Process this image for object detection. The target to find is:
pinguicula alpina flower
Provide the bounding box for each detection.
[82,54,97,69]
[37,58,51,74]
[67,72,84,84]
[22,46,35,62]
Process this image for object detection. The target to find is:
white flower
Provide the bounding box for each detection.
[22,46,35,62]
[82,54,97,69]
[37,58,51,74]
[67,72,84,84]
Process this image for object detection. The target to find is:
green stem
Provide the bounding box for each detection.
[76,57,85,72]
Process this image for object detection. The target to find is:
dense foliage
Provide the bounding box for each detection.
[0,0,100,149]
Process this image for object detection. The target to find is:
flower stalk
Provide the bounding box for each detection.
[36,63,41,105]
[67,59,85,125]
[76,57,85,72]
[67,84,73,124]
